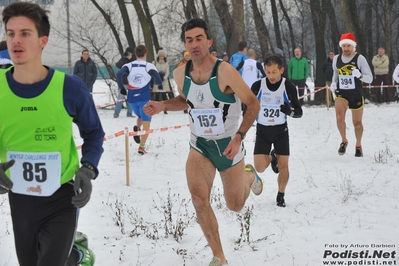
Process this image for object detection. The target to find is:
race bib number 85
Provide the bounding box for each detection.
[7,151,61,196]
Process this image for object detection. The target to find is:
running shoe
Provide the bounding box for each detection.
[245,164,263,196]
[138,146,147,155]
[276,192,286,208]
[338,141,348,155]
[355,147,363,157]
[270,149,279,173]
[209,256,228,266]
[74,232,95,266]
[133,125,140,144]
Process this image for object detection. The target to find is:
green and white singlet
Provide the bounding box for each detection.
[182,60,242,140]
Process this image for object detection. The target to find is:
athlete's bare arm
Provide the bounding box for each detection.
[143,65,188,116]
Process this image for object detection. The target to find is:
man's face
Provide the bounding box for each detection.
[184,27,212,60]
[82,51,90,61]
[265,63,283,84]
[294,48,302,59]
[341,44,354,57]
[329,52,335,60]
[211,51,218,57]
[6,16,48,66]
[378,49,385,56]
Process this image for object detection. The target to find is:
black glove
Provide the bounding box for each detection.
[120,87,127,95]
[280,103,293,116]
[158,85,163,90]
[72,166,95,208]
[0,160,15,194]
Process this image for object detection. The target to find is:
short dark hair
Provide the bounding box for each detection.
[180,18,212,43]
[264,55,283,69]
[0,40,7,51]
[2,2,50,37]
[135,45,147,57]
[238,41,247,51]
[81,49,89,54]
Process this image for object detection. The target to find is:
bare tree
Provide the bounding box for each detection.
[212,0,239,55]
[271,0,283,49]
[232,0,245,42]
[250,0,271,59]
[142,0,161,52]
[91,0,123,58]
[310,0,328,103]
[131,0,155,62]
[339,0,365,54]
[278,0,296,56]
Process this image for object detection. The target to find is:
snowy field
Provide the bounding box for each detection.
[1,80,398,266]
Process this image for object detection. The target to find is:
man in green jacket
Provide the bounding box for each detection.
[288,47,309,105]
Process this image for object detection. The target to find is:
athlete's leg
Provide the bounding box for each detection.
[254,154,270,172]
[276,155,289,193]
[185,149,226,263]
[334,97,349,143]
[140,121,151,146]
[220,160,254,212]
[351,107,364,148]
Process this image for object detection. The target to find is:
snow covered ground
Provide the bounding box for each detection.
[1,80,398,266]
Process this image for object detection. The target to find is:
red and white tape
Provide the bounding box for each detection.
[76,124,190,150]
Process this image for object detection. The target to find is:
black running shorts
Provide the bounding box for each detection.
[254,123,290,156]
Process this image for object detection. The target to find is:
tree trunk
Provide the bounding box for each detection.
[131,0,155,62]
[232,0,245,42]
[325,0,340,53]
[116,0,136,55]
[364,0,373,60]
[310,0,327,104]
[142,0,160,52]
[384,0,394,82]
[250,0,270,59]
[271,0,282,49]
[278,0,295,56]
[212,0,237,56]
[92,0,125,56]
[339,0,365,54]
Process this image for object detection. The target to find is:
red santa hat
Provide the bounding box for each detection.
[339,32,357,48]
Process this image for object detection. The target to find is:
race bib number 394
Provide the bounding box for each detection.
[7,151,61,197]
[192,108,225,136]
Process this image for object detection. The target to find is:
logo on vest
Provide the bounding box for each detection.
[20,106,38,112]
[26,185,42,195]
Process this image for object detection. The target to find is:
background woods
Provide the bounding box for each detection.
[1,0,399,103]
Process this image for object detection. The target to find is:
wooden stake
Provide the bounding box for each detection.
[326,86,330,110]
[125,127,130,186]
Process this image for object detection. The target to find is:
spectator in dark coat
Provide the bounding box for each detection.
[275,48,288,79]
[322,51,335,86]
[114,47,134,118]
[73,49,97,92]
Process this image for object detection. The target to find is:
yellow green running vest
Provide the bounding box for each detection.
[0,70,79,196]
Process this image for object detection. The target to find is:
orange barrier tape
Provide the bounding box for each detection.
[76,124,190,150]
[129,124,190,137]
[299,86,326,99]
